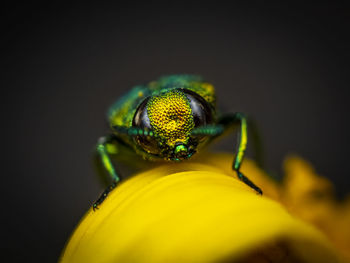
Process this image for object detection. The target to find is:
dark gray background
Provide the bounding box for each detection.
[3,2,349,262]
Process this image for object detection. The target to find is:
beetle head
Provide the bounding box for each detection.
[132,89,212,161]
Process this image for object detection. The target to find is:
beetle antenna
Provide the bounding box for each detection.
[191,125,224,137]
[112,126,157,138]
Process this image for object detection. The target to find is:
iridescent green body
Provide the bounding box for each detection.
[93,75,262,210]
[108,75,215,126]
[106,75,217,161]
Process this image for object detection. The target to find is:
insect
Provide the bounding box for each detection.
[93,75,262,210]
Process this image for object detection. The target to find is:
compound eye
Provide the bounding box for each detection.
[132,97,151,129]
[132,98,161,155]
[183,89,213,127]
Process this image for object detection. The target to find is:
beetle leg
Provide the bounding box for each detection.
[219,113,263,195]
[93,135,121,210]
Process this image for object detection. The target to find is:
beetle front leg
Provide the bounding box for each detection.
[93,135,121,210]
[219,113,262,195]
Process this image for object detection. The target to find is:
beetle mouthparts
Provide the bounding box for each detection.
[172,143,191,161]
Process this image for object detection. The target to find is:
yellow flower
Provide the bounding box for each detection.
[60,153,349,263]
[280,156,350,262]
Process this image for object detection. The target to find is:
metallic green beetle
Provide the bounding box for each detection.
[93,75,262,210]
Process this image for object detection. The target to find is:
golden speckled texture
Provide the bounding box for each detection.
[147,90,194,147]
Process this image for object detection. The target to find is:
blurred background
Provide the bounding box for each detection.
[3,2,349,262]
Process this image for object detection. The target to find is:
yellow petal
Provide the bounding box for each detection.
[60,154,340,263]
[281,155,350,262]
